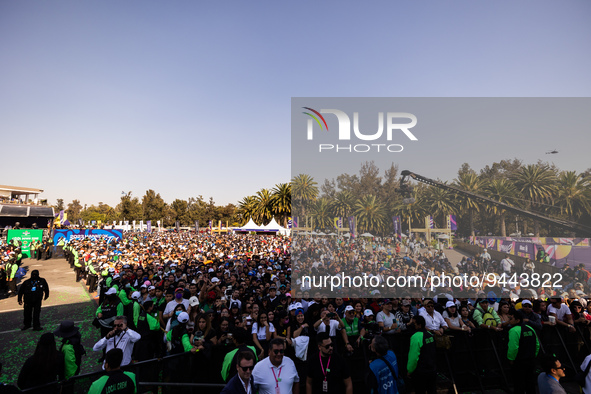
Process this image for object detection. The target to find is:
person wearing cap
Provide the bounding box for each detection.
[341,305,362,354]
[519,300,542,331]
[166,311,195,353]
[394,300,415,332]
[507,309,540,394]
[472,299,502,331]
[442,301,469,332]
[54,320,86,379]
[92,315,141,370]
[17,269,49,331]
[97,288,125,340]
[88,348,137,394]
[163,287,191,321]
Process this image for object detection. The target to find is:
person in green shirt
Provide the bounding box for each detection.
[88,348,136,394]
[221,328,258,382]
[408,315,437,394]
[5,258,18,297]
[507,309,540,394]
[54,321,86,379]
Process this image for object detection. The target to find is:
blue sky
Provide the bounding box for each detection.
[1,0,590,208]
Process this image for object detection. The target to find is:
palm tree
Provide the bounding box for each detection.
[254,189,274,225]
[354,195,387,234]
[454,172,484,236]
[424,185,456,229]
[392,184,428,232]
[292,174,318,227]
[311,198,333,230]
[485,178,518,236]
[271,183,291,227]
[512,164,556,236]
[555,171,591,221]
[331,191,355,220]
[237,196,258,225]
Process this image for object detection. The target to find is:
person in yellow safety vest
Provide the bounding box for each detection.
[5,258,19,297]
[74,249,84,282]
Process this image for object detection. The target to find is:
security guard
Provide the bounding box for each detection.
[88,348,137,394]
[18,270,49,330]
[5,258,19,297]
[508,309,540,394]
[408,315,437,394]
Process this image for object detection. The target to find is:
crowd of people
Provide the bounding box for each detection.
[2,230,591,393]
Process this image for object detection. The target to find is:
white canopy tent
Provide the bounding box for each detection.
[234,218,290,235]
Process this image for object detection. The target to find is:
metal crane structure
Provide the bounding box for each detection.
[398,170,591,237]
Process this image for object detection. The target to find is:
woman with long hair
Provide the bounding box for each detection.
[18,333,65,392]
[252,311,275,358]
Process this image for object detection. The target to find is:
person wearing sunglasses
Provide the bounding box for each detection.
[519,300,542,331]
[93,315,141,370]
[221,351,256,394]
[306,332,352,394]
[537,355,567,394]
[252,338,300,394]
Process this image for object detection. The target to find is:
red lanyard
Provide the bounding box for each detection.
[319,353,331,381]
[271,366,283,387]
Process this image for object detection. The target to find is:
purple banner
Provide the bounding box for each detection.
[393,216,401,235]
[449,215,457,231]
[348,216,356,238]
[146,220,152,233]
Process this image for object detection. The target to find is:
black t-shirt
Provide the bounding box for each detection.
[307,352,350,394]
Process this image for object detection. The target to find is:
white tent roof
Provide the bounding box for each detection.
[361,232,374,237]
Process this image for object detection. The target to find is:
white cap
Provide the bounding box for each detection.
[148,286,155,291]
[105,288,117,295]
[364,309,374,317]
[446,301,456,308]
[211,277,220,283]
[208,268,214,273]
[522,299,532,306]
[177,312,190,324]
[295,302,303,309]
[189,296,200,307]
[288,304,297,311]
[131,291,141,300]
[345,305,355,312]
[113,274,120,280]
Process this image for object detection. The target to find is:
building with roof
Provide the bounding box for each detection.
[0,185,54,228]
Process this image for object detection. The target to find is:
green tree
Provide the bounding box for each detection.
[512,163,556,236]
[170,199,189,225]
[271,183,291,227]
[292,174,318,221]
[311,198,333,230]
[116,192,142,222]
[254,189,274,225]
[66,200,83,223]
[142,190,167,222]
[555,171,591,221]
[424,185,456,229]
[485,178,518,236]
[354,194,387,234]
[237,196,258,225]
[454,170,484,236]
[55,199,64,212]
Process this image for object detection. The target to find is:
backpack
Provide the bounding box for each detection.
[482,310,497,327]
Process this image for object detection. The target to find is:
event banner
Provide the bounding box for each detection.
[473,236,591,267]
[7,229,44,258]
[53,229,122,244]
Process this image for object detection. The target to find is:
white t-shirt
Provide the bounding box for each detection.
[548,303,571,322]
[163,299,190,316]
[252,322,276,340]
[376,310,396,333]
[252,356,300,394]
[419,309,448,330]
[315,320,341,336]
[442,311,461,328]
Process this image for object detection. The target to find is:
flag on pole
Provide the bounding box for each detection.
[348,216,356,238]
[147,220,152,233]
[393,216,401,235]
[175,221,180,231]
[195,220,199,233]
